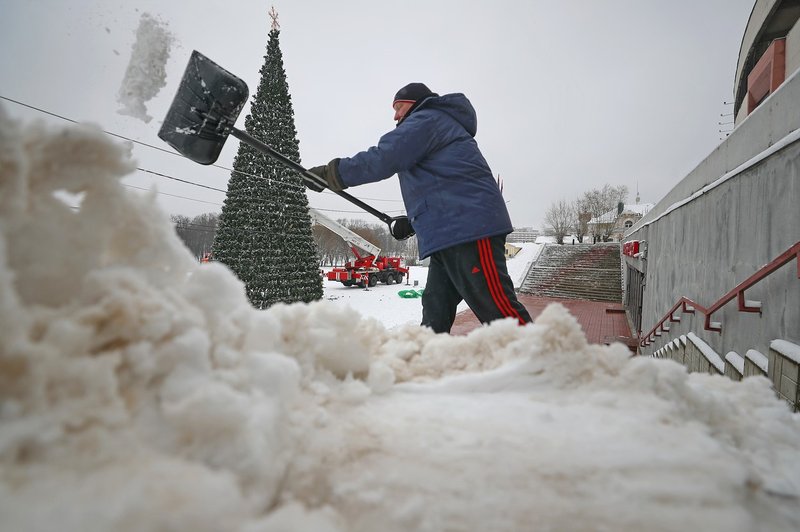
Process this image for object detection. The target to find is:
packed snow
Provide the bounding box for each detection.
[116,13,173,123]
[1,109,800,532]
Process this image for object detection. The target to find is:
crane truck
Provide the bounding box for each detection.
[310,209,409,288]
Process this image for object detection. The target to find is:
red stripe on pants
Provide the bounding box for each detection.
[477,238,523,323]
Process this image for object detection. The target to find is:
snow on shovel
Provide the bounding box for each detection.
[158,50,412,237]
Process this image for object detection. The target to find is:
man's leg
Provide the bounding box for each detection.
[434,237,531,327]
[421,252,463,333]
[472,236,532,325]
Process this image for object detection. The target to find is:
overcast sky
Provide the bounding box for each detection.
[1,0,754,228]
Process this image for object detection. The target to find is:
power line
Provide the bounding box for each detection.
[123,183,223,206]
[60,200,404,242]
[2,94,405,215]
[0,94,405,203]
[1,92,301,192]
[124,181,404,217]
[0,94,182,159]
[135,167,227,193]
[175,220,219,230]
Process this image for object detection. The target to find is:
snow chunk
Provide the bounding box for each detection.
[0,110,296,530]
[117,13,174,123]
[367,360,396,393]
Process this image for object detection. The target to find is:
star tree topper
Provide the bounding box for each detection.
[269,6,280,31]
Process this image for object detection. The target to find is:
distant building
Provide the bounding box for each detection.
[588,197,654,242]
[504,243,522,258]
[507,227,541,243]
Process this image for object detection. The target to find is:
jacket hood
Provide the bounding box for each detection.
[416,93,477,136]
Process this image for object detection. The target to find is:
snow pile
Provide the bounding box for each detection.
[117,13,173,123]
[1,110,799,531]
[0,109,302,531]
[286,306,800,531]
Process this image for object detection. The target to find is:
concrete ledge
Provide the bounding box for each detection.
[769,339,800,411]
[688,333,725,375]
[676,336,688,365]
[667,338,680,363]
[724,351,745,381]
[744,349,769,377]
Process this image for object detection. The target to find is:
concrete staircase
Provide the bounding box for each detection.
[520,243,622,302]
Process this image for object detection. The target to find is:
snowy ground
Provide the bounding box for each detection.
[320,243,541,330]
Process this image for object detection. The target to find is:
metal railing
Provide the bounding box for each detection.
[640,241,800,347]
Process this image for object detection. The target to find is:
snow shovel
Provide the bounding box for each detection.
[158,50,413,239]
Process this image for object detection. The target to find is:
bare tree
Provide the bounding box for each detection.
[350,223,382,253]
[404,235,420,265]
[544,200,574,244]
[172,212,219,259]
[581,184,628,242]
[572,198,591,243]
[312,224,347,266]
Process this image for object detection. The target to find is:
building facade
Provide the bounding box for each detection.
[588,200,654,242]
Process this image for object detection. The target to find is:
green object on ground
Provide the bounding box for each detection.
[397,289,424,298]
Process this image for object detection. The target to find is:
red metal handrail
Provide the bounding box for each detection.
[640,241,800,347]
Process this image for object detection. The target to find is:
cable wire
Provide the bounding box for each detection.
[0,94,405,203]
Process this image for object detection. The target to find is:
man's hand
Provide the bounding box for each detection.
[306,159,345,192]
[303,171,326,192]
[390,215,415,240]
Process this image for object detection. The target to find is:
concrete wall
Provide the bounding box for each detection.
[770,340,800,411]
[626,69,800,361]
[632,67,800,232]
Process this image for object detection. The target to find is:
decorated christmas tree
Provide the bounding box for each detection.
[212,8,322,308]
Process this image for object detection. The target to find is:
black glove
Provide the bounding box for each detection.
[306,159,345,192]
[303,170,325,192]
[389,215,415,240]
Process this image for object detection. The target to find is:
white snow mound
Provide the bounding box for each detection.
[1,109,799,531]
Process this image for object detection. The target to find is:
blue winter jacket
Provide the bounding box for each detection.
[337,93,512,259]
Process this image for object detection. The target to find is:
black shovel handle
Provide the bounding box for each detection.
[230,128,394,225]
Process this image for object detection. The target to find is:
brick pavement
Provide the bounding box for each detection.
[450,294,638,352]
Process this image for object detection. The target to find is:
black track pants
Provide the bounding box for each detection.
[420,236,532,334]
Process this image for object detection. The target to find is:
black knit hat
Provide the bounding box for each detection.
[393,83,435,105]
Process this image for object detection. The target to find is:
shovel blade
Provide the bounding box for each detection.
[158,50,249,165]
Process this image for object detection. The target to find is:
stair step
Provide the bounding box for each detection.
[520,243,623,303]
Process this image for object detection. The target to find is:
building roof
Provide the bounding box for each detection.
[588,203,654,225]
[622,203,655,216]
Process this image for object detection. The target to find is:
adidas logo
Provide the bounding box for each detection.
[471,266,481,274]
